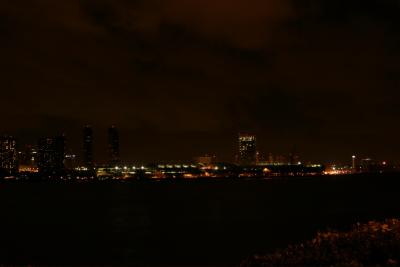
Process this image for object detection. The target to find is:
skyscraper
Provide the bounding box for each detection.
[0,136,18,175]
[37,136,66,174]
[238,133,257,166]
[83,125,94,168]
[17,145,38,172]
[108,126,120,166]
[352,155,357,173]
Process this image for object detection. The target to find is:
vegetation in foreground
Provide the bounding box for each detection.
[242,219,400,267]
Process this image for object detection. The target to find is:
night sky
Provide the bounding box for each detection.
[1,0,400,164]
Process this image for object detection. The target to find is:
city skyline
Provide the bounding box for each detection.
[1,2,399,267]
[1,126,395,180]
[0,127,395,167]
[1,1,400,164]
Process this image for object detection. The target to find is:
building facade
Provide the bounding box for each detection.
[83,125,94,168]
[37,136,66,174]
[238,133,257,166]
[0,136,18,175]
[17,145,38,173]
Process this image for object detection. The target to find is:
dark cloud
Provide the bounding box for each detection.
[1,0,400,163]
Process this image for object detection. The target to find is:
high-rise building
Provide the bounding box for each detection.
[18,145,35,166]
[83,125,94,168]
[0,136,18,175]
[65,153,78,170]
[17,145,38,172]
[352,155,357,173]
[108,126,120,166]
[37,136,66,174]
[238,133,257,166]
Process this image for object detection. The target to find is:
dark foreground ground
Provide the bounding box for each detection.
[0,174,399,266]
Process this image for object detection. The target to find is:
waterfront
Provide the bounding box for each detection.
[0,174,399,266]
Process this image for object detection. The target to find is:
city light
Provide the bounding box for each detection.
[1,130,397,181]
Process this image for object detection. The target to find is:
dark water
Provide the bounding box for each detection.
[0,174,399,266]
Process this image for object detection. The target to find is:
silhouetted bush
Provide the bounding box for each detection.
[242,219,400,267]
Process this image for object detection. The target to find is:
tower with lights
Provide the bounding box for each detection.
[0,136,18,175]
[238,133,257,166]
[352,155,357,173]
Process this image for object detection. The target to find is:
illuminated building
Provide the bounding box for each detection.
[352,155,357,172]
[0,136,18,175]
[18,145,37,166]
[65,153,77,170]
[108,126,120,166]
[195,155,216,165]
[37,136,66,174]
[238,133,257,165]
[83,125,94,168]
[17,145,38,173]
